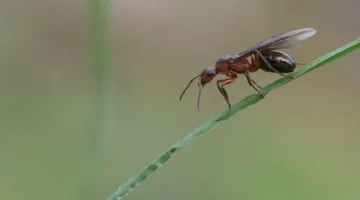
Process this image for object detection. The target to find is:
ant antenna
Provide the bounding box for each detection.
[296,62,308,65]
[179,74,201,101]
[197,80,202,111]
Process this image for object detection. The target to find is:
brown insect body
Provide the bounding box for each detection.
[215,55,251,73]
[179,28,316,110]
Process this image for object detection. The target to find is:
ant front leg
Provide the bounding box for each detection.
[216,72,238,110]
[244,70,264,98]
[253,49,295,79]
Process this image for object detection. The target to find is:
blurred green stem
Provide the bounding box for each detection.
[80,0,110,199]
[107,37,360,200]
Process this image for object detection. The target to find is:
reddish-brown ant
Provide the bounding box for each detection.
[179,28,316,110]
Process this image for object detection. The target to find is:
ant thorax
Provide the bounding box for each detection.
[215,54,242,74]
[215,55,241,65]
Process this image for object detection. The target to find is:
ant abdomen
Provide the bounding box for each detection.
[260,50,296,73]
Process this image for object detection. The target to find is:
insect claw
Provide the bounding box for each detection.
[287,74,296,79]
[259,92,265,98]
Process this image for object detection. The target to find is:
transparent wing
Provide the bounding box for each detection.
[237,28,316,58]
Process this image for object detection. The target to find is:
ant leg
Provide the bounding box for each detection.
[244,70,264,98]
[253,49,294,79]
[216,74,237,109]
[216,78,234,109]
[247,56,263,89]
[253,49,285,76]
[249,77,263,89]
[216,81,228,100]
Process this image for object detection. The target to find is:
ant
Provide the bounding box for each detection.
[179,28,316,110]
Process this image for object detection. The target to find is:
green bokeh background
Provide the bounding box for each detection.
[1,0,360,200]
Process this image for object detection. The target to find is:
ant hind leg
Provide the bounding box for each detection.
[244,71,264,98]
[253,49,295,79]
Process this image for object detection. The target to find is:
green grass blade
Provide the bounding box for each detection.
[77,0,110,199]
[107,37,360,200]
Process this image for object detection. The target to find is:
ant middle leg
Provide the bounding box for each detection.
[249,77,263,90]
[247,55,264,89]
[244,70,264,98]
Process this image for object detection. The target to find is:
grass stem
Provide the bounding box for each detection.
[107,37,360,200]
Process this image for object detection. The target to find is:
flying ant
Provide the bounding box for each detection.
[179,28,316,110]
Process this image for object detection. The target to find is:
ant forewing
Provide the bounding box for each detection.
[179,28,316,110]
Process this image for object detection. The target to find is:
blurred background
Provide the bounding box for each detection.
[1,0,360,200]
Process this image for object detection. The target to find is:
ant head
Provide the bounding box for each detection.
[199,67,217,87]
[179,67,218,110]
